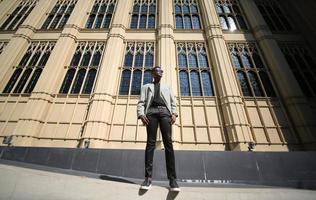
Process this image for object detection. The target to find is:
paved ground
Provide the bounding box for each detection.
[0,162,315,200]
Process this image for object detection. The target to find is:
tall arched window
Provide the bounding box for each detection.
[0,0,36,31]
[174,0,202,30]
[85,0,116,29]
[60,41,105,94]
[177,42,214,96]
[3,42,55,94]
[41,0,77,30]
[130,0,156,29]
[215,0,248,31]
[229,43,276,97]
[119,42,155,95]
[255,0,292,32]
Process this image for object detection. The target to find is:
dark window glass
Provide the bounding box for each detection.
[92,51,101,66]
[131,70,142,95]
[180,71,190,96]
[143,70,152,84]
[71,69,86,93]
[119,70,131,95]
[232,54,242,68]
[50,15,62,29]
[131,15,138,28]
[81,52,92,66]
[103,14,112,28]
[175,5,182,13]
[237,71,252,96]
[29,52,41,66]
[82,69,97,94]
[183,5,190,13]
[86,15,95,28]
[124,53,133,66]
[201,71,213,96]
[3,69,22,93]
[192,15,201,29]
[178,54,187,68]
[38,52,51,66]
[19,52,32,66]
[24,68,42,93]
[145,53,153,67]
[219,16,228,30]
[149,4,156,13]
[198,54,208,67]
[139,15,147,28]
[148,15,155,28]
[191,71,202,96]
[133,4,140,12]
[242,54,253,68]
[248,72,263,96]
[141,4,148,13]
[259,71,276,97]
[71,52,82,66]
[60,68,75,93]
[134,53,143,67]
[13,68,32,93]
[176,15,183,29]
[184,15,192,29]
[58,14,69,28]
[95,14,104,28]
[191,5,198,13]
[42,15,54,29]
[188,54,198,68]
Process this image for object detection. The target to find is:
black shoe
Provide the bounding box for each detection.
[140,178,152,190]
[169,179,180,192]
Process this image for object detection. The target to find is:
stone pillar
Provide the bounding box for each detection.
[156,0,180,147]
[240,0,316,149]
[80,0,133,147]
[11,0,93,146]
[200,0,253,151]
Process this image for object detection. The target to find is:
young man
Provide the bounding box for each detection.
[137,66,180,192]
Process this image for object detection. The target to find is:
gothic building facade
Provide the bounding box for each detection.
[0,0,315,152]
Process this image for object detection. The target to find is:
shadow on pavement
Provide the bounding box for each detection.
[99,175,136,184]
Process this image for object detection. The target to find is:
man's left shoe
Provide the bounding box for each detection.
[140,178,152,190]
[169,179,181,192]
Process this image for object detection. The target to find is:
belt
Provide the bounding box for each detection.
[150,105,166,108]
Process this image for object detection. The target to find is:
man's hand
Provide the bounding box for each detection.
[139,115,149,125]
[170,114,177,124]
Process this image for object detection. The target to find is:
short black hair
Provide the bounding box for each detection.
[152,66,161,72]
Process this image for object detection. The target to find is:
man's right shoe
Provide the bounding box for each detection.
[140,178,152,190]
[169,179,180,192]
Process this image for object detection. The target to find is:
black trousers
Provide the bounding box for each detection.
[145,107,177,180]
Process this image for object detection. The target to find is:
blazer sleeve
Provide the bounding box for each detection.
[137,85,147,118]
[169,86,178,117]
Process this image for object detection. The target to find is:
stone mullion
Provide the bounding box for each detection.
[240,0,316,149]
[200,0,252,151]
[79,0,133,148]
[10,0,92,146]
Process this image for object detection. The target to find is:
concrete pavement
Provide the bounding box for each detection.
[0,162,315,200]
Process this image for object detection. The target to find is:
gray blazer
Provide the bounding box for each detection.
[137,83,177,118]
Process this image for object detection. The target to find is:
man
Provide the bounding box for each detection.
[137,66,180,192]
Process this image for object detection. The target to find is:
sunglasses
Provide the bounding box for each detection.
[153,68,164,73]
